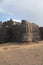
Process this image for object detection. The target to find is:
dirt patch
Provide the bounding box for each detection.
[0,41,43,65]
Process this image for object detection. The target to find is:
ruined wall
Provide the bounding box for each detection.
[0,19,42,43]
[32,23,41,41]
[39,27,43,40]
[0,25,10,43]
[20,20,33,42]
[0,20,12,43]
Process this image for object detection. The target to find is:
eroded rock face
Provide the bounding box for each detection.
[0,26,10,43]
[39,27,43,40]
[0,19,41,43]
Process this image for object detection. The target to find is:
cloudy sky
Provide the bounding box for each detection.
[0,0,43,26]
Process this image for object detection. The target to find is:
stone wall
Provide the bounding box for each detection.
[0,19,41,43]
[39,27,43,40]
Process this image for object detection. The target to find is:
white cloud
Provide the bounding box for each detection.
[0,0,43,26]
[0,8,5,13]
[0,0,43,15]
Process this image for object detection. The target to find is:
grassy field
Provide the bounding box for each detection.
[0,41,43,65]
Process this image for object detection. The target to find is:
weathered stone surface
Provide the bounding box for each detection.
[0,19,41,43]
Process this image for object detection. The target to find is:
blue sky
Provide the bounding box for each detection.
[0,0,43,26]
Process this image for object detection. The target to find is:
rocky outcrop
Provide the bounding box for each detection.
[0,19,41,43]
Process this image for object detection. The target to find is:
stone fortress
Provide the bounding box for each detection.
[0,19,43,43]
